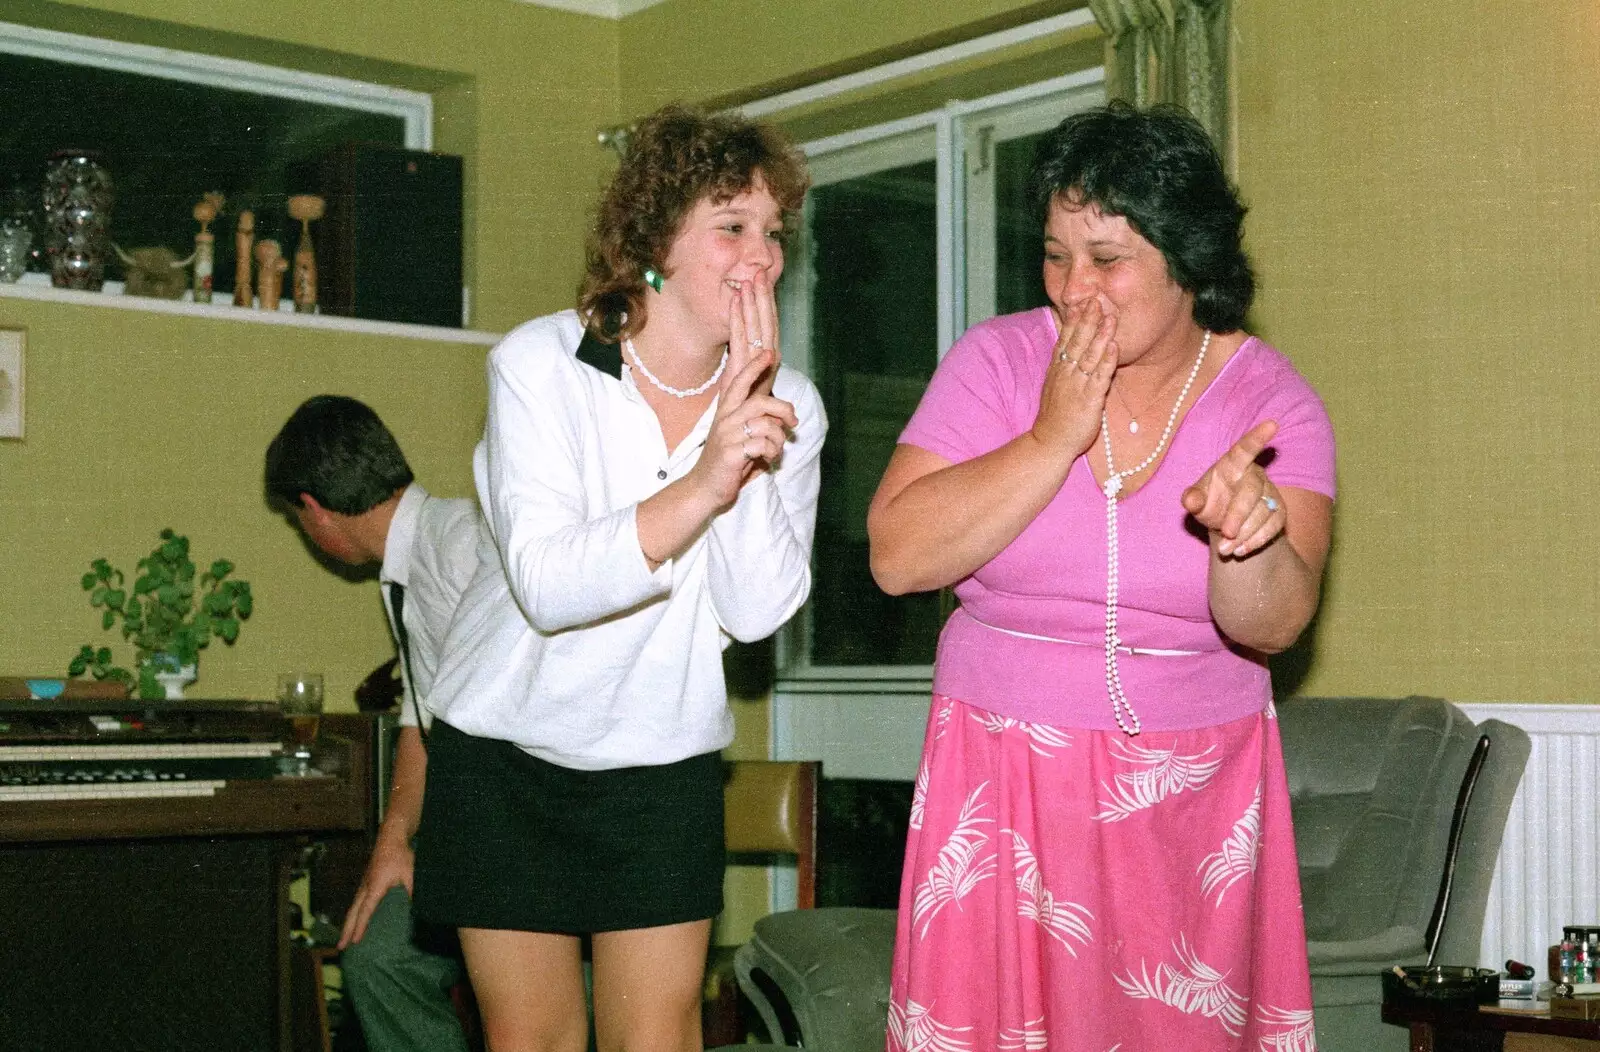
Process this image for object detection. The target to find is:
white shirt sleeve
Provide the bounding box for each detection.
[705,371,827,642]
[479,325,672,634]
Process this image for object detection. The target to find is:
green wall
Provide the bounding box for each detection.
[0,0,618,705]
[1236,0,1600,702]
[618,0,1084,112]
[2,300,487,704]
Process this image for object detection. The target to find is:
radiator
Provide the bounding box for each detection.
[1458,702,1600,974]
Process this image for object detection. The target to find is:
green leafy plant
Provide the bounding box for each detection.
[68,528,253,700]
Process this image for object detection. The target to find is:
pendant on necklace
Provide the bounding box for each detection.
[1128,419,1140,435]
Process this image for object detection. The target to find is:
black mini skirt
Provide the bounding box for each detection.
[412,720,725,934]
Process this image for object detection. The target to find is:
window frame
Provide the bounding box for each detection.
[772,66,1107,695]
[0,20,433,150]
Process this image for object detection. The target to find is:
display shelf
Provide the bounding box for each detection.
[0,274,501,346]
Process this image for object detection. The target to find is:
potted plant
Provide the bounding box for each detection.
[68,528,253,700]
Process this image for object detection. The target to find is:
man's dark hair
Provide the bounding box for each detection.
[264,395,414,514]
[1027,100,1254,332]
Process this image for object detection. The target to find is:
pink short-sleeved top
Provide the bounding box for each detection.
[899,307,1336,732]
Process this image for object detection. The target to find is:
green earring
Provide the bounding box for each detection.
[643,268,664,293]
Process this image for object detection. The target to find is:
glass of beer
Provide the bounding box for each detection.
[277,673,324,774]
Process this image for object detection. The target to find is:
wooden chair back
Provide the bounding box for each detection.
[723,760,820,910]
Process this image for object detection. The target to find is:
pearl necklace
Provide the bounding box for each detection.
[1099,330,1211,736]
[624,338,727,398]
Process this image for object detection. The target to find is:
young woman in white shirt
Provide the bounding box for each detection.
[413,105,826,1052]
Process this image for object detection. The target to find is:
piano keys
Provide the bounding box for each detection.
[0,698,376,1052]
[0,697,368,841]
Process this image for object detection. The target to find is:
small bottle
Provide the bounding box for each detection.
[1560,936,1578,984]
[1578,938,1592,984]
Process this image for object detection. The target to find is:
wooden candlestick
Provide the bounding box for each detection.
[233,210,255,307]
[287,194,324,314]
[254,239,287,311]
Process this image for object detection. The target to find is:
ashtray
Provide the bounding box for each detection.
[1381,965,1500,1009]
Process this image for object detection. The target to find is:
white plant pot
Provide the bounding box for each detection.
[151,663,197,700]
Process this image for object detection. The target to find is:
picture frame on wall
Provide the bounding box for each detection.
[0,328,24,440]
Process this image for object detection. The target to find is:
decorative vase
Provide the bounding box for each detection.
[1,175,40,278]
[41,150,114,291]
[0,221,29,283]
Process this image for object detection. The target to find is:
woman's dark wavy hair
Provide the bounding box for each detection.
[1026,101,1253,332]
[579,104,810,342]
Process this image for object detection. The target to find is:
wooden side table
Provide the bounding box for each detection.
[1382,999,1600,1051]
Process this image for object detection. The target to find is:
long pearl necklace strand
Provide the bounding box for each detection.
[624,338,727,398]
[1099,330,1211,736]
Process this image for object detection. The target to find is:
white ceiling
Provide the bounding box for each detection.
[513,0,670,18]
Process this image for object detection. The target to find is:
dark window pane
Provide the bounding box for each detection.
[994,131,1049,317]
[807,161,941,666]
[817,778,913,908]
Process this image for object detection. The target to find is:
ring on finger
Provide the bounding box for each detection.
[742,421,753,439]
[750,338,764,350]
[1262,495,1280,513]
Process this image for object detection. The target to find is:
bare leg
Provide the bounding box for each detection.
[591,919,712,1052]
[459,927,588,1052]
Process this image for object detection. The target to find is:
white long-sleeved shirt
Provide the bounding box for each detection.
[430,310,827,770]
[377,483,486,730]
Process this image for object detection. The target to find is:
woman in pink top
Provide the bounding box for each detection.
[869,102,1335,1050]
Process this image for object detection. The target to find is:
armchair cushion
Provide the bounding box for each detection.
[733,907,896,1052]
[1280,696,1473,946]
[1305,926,1426,970]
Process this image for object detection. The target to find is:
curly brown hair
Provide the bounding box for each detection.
[579,104,810,342]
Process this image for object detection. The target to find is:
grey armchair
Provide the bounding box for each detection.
[730,696,1530,1052]
[733,907,895,1052]
[1278,695,1530,1052]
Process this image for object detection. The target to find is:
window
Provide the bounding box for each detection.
[778,70,1106,683]
[787,127,941,671]
[0,21,429,300]
[758,63,1105,795]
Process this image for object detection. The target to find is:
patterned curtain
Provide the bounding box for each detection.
[1085,0,1230,161]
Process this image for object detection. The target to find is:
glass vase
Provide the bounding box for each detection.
[0,221,29,283]
[42,150,114,291]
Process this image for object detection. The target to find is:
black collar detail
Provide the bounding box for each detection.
[575,326,623,380]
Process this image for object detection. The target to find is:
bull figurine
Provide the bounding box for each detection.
[112,244,197,299]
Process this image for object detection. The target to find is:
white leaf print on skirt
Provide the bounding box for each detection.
[911,782,999,939]
[1094,740,1222,822]
[1113,934,1249,1036]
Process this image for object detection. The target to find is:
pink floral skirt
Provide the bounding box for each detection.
[889,695,1315,1051]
